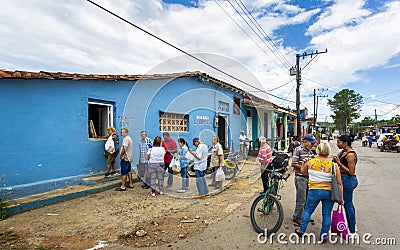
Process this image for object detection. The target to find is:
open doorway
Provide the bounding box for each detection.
[217,115,228,150]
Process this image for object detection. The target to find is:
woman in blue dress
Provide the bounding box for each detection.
[176,138,190,193]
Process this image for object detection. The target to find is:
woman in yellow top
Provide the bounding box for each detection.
[295,142,343,243]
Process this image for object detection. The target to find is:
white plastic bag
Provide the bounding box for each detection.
[215,167,225,181]
[171,157,181,172]
[105,136,115,154]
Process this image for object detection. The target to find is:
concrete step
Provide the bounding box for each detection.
[6,173,141,216]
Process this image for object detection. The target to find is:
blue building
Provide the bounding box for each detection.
[0,70,296,201]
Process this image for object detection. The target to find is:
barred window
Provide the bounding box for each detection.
[159,112,189,132]
[218,101,229,112]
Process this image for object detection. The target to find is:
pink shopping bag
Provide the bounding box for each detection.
[331,205,349,240]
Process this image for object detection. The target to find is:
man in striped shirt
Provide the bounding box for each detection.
[292,134,317,225]
[138,131,153,189]
[258,136,273,193]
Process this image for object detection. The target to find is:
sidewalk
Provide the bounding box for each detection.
[6,173,131,215]
[6,162,242,215]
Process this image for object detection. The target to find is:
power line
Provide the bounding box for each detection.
[267,78,295,92]
[212,0,287,72]
[279,82,296,106]
[274,0,305,49]
[86,0,293,102]
[303,77,400,106]
[234,0,293,68]
[224,0,292,70]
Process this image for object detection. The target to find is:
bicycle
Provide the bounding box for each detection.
[187,152,244,180]
[250,169,290,236]
[222,151,245,179]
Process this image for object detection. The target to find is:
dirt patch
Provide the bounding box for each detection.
[0,158,262,249]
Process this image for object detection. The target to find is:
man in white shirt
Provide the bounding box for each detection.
[116,128,134,191]
[239,130,249,159]
[189,137,209,198]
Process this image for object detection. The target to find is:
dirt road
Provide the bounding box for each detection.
[0,157,268,249]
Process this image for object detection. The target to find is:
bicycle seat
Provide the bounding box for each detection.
[272,153,289,164]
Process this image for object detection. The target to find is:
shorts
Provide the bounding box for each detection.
[107,152,118,165]
[120,160,132,176]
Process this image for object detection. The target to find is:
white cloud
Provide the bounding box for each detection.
[0,0,399,120]
[307,0,371,36]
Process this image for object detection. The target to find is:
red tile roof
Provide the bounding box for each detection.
[0,69,295,114]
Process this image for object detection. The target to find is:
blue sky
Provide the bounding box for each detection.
[1,0,399,121]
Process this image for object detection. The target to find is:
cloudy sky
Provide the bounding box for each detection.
[1,0,400,122]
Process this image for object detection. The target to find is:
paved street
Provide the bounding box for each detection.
[148,141,399,249]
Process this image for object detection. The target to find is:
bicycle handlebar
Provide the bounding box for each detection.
[270,171,290,181]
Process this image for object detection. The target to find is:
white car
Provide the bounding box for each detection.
[377,133,393,148]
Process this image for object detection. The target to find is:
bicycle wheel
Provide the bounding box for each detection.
[250,194,284,235]
[223,166,237,180]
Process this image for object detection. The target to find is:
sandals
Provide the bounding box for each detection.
[115,187,126,191]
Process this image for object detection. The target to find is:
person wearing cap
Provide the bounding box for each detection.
[162,132,178,187]
[188,137,209,198]
[292,134,316,225]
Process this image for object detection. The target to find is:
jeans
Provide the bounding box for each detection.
[299,189,334,239]
[293,175,308,219]
[341,174,358,233]
[195,170,209,195]
[180,166,190,190]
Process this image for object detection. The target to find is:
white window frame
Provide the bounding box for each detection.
[88,101,114,139]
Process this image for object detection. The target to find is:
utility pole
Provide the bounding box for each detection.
[294,49,328,139]
[315,91,328,130]
[313,89,316,133]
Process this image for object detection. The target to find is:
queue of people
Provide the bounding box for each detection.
[102,128,229,198]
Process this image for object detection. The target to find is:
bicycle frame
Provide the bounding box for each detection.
[261,174,280,214]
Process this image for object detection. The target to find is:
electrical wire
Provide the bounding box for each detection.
[267,78,295,92]
[224,0,291,71]
[304,77,400,106]
[273,0,305,49]
[86,0,293,102]
[234,0,293,68]
[279,82,296,106]
[212,0,287,72]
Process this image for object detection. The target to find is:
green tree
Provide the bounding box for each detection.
[327,89,363,133]
[361,116,375,126]
[390,115,400,123]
